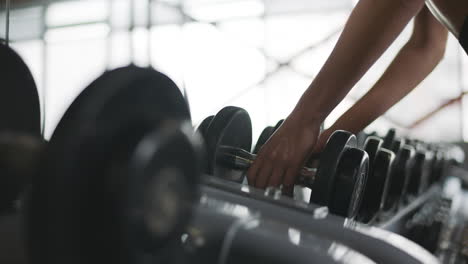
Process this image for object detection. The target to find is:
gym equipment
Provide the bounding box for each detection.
[252,119,284,154]
[0,43,41,137]
[217,130,369,219]
[195,115,214,141]
[27,66,198,264]
[201,176,439,264]
[203,106,252,183]
[385,145,415,210]
[406,152,431,198]
[0,43,42,214]
[390,138,405,155]
[358,136,395,222]
[0,62,450,264]
[363,136,383,169]
[253,126,275,154]
[382,129,396,149]
[0,133,44,213]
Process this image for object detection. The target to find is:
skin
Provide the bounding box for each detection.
[317,7,448,151]
[426,0,468,37]
[246,0,455,189]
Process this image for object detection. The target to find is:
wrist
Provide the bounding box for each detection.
[291,101,326,128]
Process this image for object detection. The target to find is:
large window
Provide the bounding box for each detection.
[2,0,467,142]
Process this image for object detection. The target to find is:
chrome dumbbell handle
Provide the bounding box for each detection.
[216,145,317,187]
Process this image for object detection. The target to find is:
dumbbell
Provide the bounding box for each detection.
[357,136,395,222]
[253,126,275,154]
[0,43,42,215]
[216,130,369,219]
[0,42,41,137]
[0,66,201,264]
[195,115,214,141]
[196,106,253,183]
[253,119,284,154]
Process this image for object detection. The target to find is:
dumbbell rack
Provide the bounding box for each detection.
[378,185,440,234]
[195,174,439,264]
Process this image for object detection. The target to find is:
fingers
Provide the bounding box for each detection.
[246,156,261,186]
[284,166,299,188]
[267,165,285,188]
[254,159,274,189]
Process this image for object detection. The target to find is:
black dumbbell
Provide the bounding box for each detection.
[0,42,41,137]
[23,66,202,264]
[195,115,214,141]
[382,128,396,149]
[384,144,415,210]
[357,136,395,222]
[217,130,369,219]
[200,106,253,183]
[253,126,275,154]
[0,43,42,215]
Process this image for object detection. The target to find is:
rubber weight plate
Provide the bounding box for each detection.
[382,129,396,149]
[28,66,191,264]
[364,136,383,171]
[386,145,415,209]
[196,115,214,141]
[406,152,427,197]
[274,119,284,131]
[329,148,368,219]
[418,152,434,192]
[125,121,202,262]
[391,139,405,156]
[0,43,40,136]
[205,106,252,183]
[429,151,444,184]
[253,119,284,154]
[253,126,275,154]
[310,130,357,207]
[358,148,394,223]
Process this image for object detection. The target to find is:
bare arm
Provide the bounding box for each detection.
[248,0,425,189]
[316,7,448,150]
[292,0,426,124]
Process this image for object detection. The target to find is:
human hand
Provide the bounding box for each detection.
[246,112,321,190]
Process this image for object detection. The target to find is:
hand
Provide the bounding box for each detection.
[312,128,333,154]
[246,112,321,190]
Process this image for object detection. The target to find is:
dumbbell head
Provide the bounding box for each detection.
[382,129,396,149]
[358,148,394,222]
[125,121,203,259]
[310,130,369,219]
[204,106,252,183]
[390,138,405,156]
[27,66,196,264]
[196,115,214,141]
[0,42,41,137]
[0,132,44,213]
[253,119,285,154]
[328,148,369,219]
[363,136,383,171]
[274,119,284,130]
[386,145,415,209]
[253,126,275,154]
[406,151,429,197]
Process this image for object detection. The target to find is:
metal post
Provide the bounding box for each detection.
[5,0,10,46]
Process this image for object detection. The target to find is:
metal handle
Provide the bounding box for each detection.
[217,146,317,187]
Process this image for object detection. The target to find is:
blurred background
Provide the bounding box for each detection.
[1,0,467,142]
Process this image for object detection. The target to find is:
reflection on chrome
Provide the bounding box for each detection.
[313,206,328,219]
[199,194,253,218]
[287,228,301,245]
[240,185,250,193]
[219,215,260,264]
[356,225,439,264]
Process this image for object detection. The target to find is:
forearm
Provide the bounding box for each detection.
[328,43,445,135]
[293,0,424,123]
